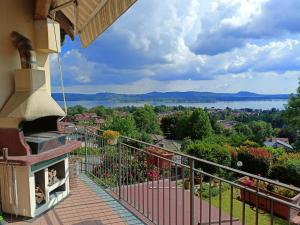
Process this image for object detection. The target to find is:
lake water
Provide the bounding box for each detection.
[57,99,288,110]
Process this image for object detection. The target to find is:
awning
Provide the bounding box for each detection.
[54,0,137,47]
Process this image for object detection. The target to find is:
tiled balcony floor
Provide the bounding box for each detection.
[5,174,143,225]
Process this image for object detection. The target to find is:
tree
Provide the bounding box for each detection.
[133,105,161,134]
[67,105,87,116]
[285,80,300,149]
[189,108,213,140]
[249,121,273,144]
[182,139,231,174]
[175,111,192,139]
[160,113,180,138]
[233,123,253,138]
[89,106,114,118]
[104,114,138,138]
[285,81,300,130]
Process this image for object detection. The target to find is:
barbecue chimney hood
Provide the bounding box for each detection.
[0,31,65,128]
[0,69,65,128]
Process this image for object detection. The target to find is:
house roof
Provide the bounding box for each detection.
[276,140,293,149]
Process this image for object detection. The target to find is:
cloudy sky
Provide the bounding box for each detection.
[51,0,300,94]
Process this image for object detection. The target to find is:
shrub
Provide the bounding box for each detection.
[277,153,300,162]
[264,147,286,160]
[242,140,260,148]
[183,140,231,174]
[237,147,272,176]
[270,159,300,187]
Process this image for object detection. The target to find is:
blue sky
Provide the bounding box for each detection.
[51,0,300,94]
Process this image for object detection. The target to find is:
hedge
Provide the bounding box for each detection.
[237,147,272,176]
[270,159,300,187]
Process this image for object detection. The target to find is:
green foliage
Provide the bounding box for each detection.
[162,109,212,140]
[160,113,180,138]
[242,140,260,147]
[175,111,192,139]
[285,80,300,130]
[133,105,161,134]
[264,147,286,160]
[89,106,114,118]
[104,114,138,138]
[285,81,300,150]
[189,109,213,140]
[196,182,230,199]
[271,159,300,187]
[182,139,231,174]
[67,105,88,116]
[228,133,247,147]
[237,147,272,176]
[249,121,273,144]
[234,123,253,138]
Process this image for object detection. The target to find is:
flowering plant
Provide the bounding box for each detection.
[147,167,159,180]
[241,176,296,198]
[102,130,120,140]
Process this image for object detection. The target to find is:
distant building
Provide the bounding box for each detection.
[74,113,105,126]
[264,137,293,151]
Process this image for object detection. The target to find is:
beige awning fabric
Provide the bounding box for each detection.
[56,0,137,47]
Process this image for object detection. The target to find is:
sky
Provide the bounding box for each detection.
[51,0,300,94]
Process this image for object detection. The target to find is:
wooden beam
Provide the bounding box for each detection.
[35,0,53,19]
[55,10,75,41]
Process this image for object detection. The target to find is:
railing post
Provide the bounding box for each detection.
[189,158,195,225]
[84,126,88,173]
[118,140,122,200]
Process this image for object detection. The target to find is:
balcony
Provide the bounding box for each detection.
[4,126,300,225]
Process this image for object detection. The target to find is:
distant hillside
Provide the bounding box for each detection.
[52,91,290,103]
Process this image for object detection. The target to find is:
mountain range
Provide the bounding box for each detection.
[52,91,291,103]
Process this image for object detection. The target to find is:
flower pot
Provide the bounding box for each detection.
[195,175,203,185]
[106,138,118,145]
[147,146,174,169]
[184,180,190,189]
[238,176,300,220]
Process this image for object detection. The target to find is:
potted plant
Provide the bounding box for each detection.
[147,166,159,181]
[147,146,174,169]
[183,179,190,189]
[194,170,203,184]
[102,130,120,145]
[238,176,300,220]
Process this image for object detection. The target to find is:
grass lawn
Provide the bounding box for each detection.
[211,188,288,225]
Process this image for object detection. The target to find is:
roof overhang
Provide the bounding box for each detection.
[35,0,137,47]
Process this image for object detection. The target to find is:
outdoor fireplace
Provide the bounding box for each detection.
[0,28,80,218]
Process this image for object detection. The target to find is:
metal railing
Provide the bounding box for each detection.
[68,126,300,225]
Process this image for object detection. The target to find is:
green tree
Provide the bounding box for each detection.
[285,82,300,129]
[285,80,300,149]
[104,114,138,138]
[175,111,192,139]
[189,108,213,140]
[160,113,180,138]
[67,105,87,116]
[182,139,231,174]
[89,106,114,118]
[249,121,273,144]
[133,105,161,134]
[233,123,253,138]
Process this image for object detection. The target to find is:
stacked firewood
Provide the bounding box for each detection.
[48,169,59,186]
[35,185,45,204]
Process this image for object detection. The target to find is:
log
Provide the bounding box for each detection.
[35,186,45,204]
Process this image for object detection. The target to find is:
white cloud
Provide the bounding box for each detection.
[51,0,300,94]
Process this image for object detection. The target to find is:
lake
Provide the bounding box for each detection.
[57,99,288,110]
